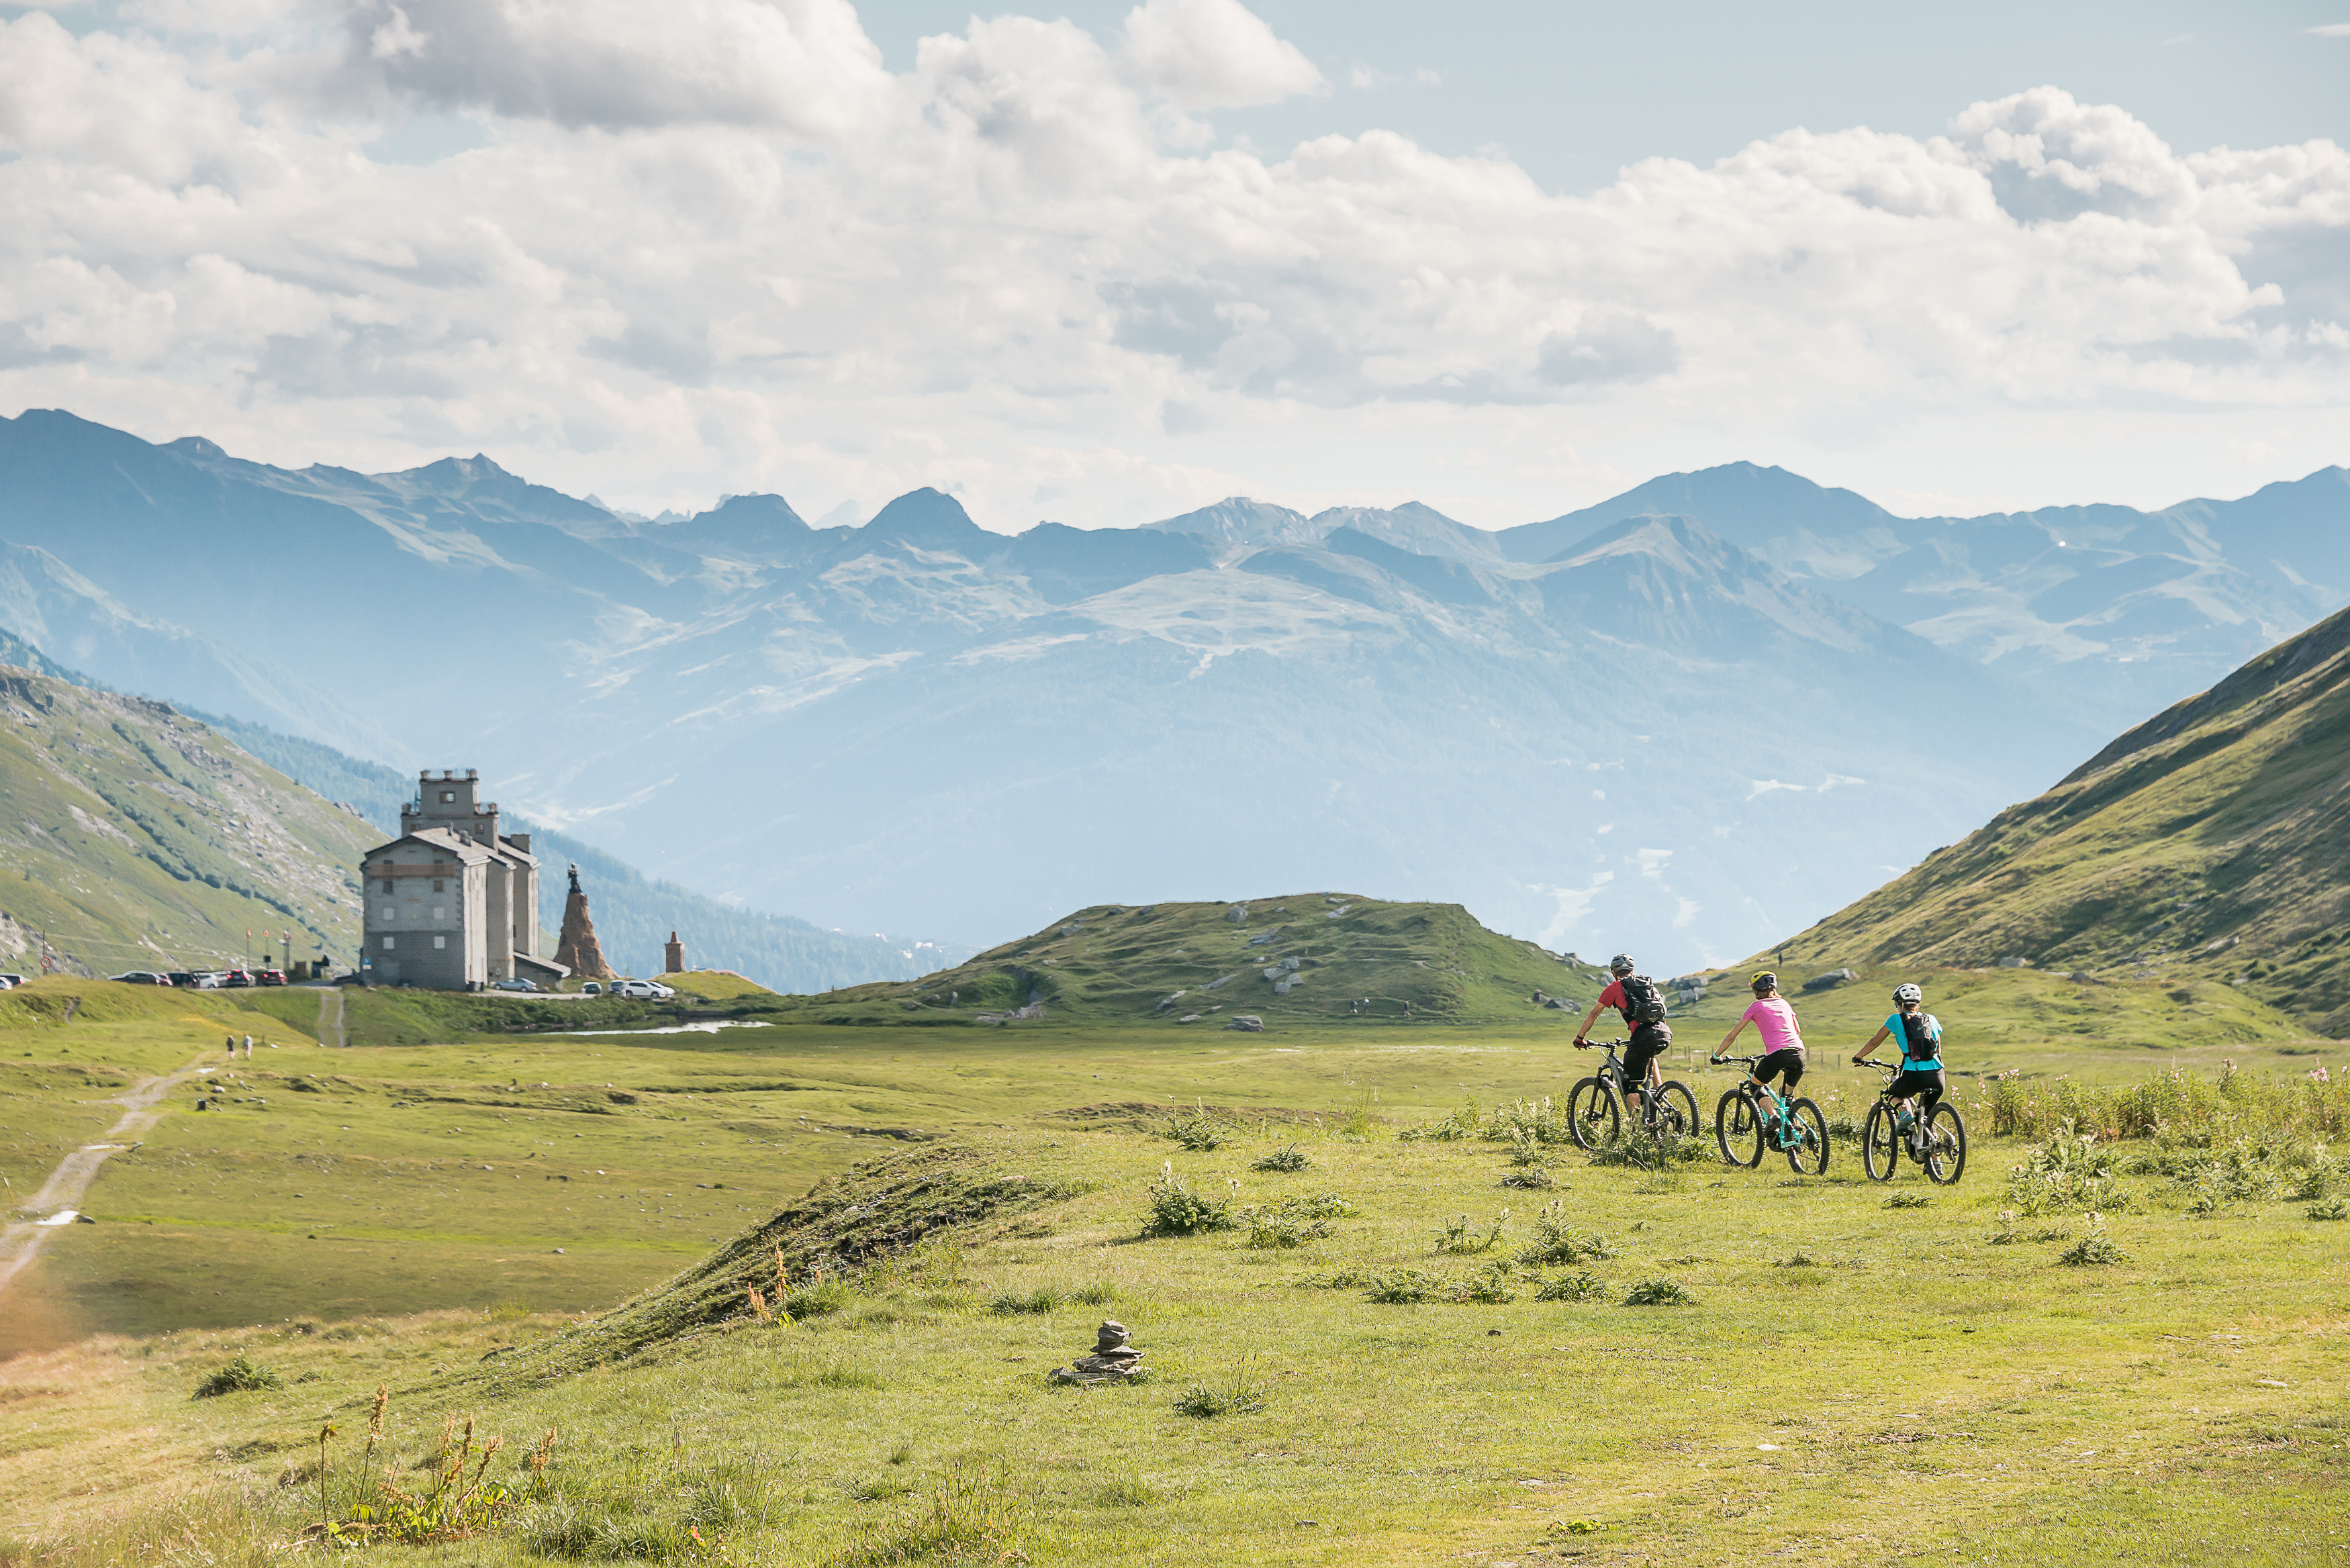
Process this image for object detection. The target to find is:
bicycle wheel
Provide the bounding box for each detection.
[1653,1080,1699,1139]
[1861,1102,1899,1182]
[1784,1097,1830,1177]
[1924,1101,1968,1185]
[1567,1077,1621,1150]
[1715,1089,1762,1167]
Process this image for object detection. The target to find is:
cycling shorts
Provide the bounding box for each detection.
[1888,1067,1945,1108]
[1752,1047,1805,1089]
[1622,1022,1671,1083]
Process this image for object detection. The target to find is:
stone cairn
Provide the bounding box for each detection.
[1047,1320,1145,1387]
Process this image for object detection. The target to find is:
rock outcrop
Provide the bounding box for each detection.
[553,864,617,981]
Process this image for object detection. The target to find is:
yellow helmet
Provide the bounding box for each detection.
[1750,969,1777,993]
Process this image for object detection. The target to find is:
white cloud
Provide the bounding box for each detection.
[2305,23,2350,36]
[0,1,2345,526]
[1121,0,1322,109]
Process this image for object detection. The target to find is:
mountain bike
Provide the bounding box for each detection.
[1709,1055,1829,1175]
[1857,1059,1966,1184]
[1566,1038,1698,1150]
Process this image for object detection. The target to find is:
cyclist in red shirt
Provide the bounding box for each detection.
[1573,953,1671,1120]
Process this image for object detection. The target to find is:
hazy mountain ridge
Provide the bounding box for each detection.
[4,409,2344,971]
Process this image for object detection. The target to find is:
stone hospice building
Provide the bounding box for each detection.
[359,770,570,990]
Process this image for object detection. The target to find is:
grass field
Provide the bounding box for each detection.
[1,971,2344,1565]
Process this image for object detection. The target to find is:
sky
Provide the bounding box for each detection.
[1,0,2347,530]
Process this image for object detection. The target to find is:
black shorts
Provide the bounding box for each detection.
[1621,1022,1671,1082]
[1889,1067,1944,1105]
[1752,1048,1805,1089]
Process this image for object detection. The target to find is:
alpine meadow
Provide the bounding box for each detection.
[4,1,2350,1565]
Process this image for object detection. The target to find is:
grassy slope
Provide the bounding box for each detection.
[757,893,1611,1027]
[0,669,374,976]
[1752,601,2350,1036]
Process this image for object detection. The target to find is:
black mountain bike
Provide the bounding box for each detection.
[1567,1038,1698,1150]
[1710,1055,1829,1175]
[1857,1059,1967,1184]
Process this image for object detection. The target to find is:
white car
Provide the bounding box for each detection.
[612,979,674,999]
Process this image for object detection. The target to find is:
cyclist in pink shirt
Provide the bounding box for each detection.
[1713,971,1806,1125]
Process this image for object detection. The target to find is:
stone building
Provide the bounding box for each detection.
[359,770,569,990]
[665,931,686,974]
[554,865,616,981]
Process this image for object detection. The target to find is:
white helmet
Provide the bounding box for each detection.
[1609,954,1635,976]
[1892,983,1923,1006]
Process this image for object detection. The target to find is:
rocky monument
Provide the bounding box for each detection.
[553,864,617,981]
[1047,1320,1147,1386]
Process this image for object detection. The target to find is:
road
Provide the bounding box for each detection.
[0,1055,213,1297]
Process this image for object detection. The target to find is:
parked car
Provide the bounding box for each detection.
[0,974,21,989]
[167,971,198,988]
[256,969,288,987]
[491,977,540,993]
[579,981,603,996]
[188,971,225,989]
[220,969,254,988]
[612,979,674,1000]
[109,971,173,985]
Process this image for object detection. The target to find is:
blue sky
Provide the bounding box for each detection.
[1,0,2347,526]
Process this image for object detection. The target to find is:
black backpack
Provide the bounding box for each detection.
[1899,1011,1941,1062]
[1617,974,1669,1026]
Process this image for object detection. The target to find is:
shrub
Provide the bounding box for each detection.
[1251,1142,1311,1172]
[1883,1193,1932,1210]
[1293,1267,1380,1290]
[1501,1167,1559,1189]
[193,1353,278,1399]
[1143,1164,1236,1236]
[1365,1269,1448,1304]
[1434,1210,1509,1255]
[1487,1096,1575,1147]
[986,1287,1059,1316]
[2058,1218,2127,1267]
[1071,1281,1117,1305]
[1534,1272,1607,1303]
[1241,1201,1329,1250]
[1172,1368,1268,1418]
[1456,1262,1517,1304]
[1399,1099,1480,1142]
[778,1277,855,1320]
[1623,1279,1694,1306]
[1518,1202,1613,1266]
[1163,1102,1231,1151]
[2309,1198,2348,1222]
[837,1463,1031,1567]
[1587,1127,1714,1169]
[2006,1120,2135,1216]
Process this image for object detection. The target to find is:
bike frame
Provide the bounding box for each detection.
[1593,1041,1662,1114]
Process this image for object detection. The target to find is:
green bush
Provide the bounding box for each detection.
[1251,1142,1311,1172]
[1172,1370,1268,1418]
[1518,1202,1614,1266]
[1623,1278,1694,1307]
[1365,1268,1448,1304]
[192,1353,278,1399]
[2006,1121,2135,1216]
[986,1287,1060,1316]
[1143,1165,1235,1236]
[1433,1210,1508,1255]
[2308,1198,2347,1222]
[1534,1272,1608,1303]
[1163,1102,1232,1151]
[2058,1221,2128,1267]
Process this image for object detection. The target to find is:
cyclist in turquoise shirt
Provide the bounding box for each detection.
[1852,982,1943,1127]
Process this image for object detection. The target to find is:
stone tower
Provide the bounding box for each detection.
[664,931,686,974]
[553,864,616,981]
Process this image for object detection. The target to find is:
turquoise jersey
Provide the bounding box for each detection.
[1887,1012,1942,1071]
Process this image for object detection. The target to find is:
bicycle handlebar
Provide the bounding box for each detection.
[1713,1053,1763,1066]
[1852,1057,1897,1074]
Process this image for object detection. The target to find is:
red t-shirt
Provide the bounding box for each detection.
[1597,979,1630,1025]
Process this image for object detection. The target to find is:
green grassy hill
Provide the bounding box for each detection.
[0,667,373,975]
[757,893,1613,1027]
[1758,601,2350,1036]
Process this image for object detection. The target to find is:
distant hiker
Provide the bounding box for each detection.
[1574,954,1672,1118]
[1853,982,1944,1126]
[1712,971,1805,1126]
[224,1034,235,1059]
[241,1033,253,1060]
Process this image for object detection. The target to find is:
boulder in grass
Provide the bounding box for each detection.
[1224,1015,1265,1032]
[1801,968,1856,992]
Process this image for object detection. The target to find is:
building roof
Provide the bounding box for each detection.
[360,828,497,865]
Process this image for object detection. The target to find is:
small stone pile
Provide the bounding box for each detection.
[1048,1320,1146,1387]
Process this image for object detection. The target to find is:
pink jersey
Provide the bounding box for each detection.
[1741,995,1805,1054]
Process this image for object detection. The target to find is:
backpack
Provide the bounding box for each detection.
[1617,974,1669,1026]
[1899,1011,1941,1062]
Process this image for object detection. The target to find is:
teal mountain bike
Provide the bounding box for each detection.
[1710,1055,1829,1175]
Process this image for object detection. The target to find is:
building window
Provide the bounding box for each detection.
[381,905,395,921]
[381,878,393,895]
[382,936,395,950]
[433,935,447,950]
[432,878,444,893]
[432,907,445,921]
[440,790,455,803]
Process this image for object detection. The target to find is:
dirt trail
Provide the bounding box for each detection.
[0,1056,212,1296]
[318,985,346,1048]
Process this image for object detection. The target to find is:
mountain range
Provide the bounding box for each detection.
[4,408,2345,971]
